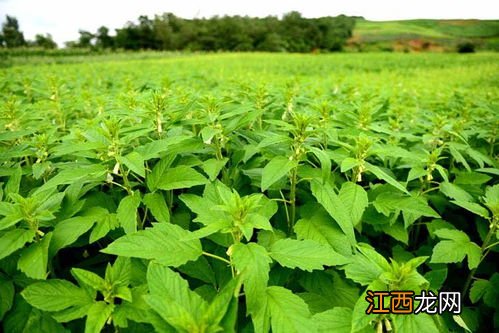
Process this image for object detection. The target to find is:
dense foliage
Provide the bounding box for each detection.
[0,53,498,333]
[72,12,355,52]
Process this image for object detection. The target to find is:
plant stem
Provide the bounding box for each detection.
[462,220,497,296]
[202,251,231,265]
[289,167,298,234]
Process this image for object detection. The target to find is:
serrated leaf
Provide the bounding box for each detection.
[203,278,240,330]
[146,262,207,331]
[102,223,202,267]
[340,157,359,173]
[50,216,96,255]
[18,233,52,280]
[338,182,368,226]
[342,244,391,286]
[231,242,271,314]
[392,313,439,333]
[310,180,356,244]
[312,307,352,333]
[440,182,474,202]
[71,268,106,291]
[157,166,208,191]
[22,279,93,312]
[450,200,489,218]
[0,228,36,261]
[202,158,228,181]
[4,166,22,197]
[270,239,349,272]
[117,193,141,234]
[308,147,332,182]
[484,184,499,216]
[85,301,114,333]
[469,273,499,306]
[294,208,351,256]
[365,162,409,194]
[265,286,317,333]
[261,156,297,191]
[3,296,67,333]
[143,192,170,223]
[373,192,440,227]
[430,229,482,269]
[118,151,145,177]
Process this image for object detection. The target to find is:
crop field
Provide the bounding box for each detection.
[0,53,498,333]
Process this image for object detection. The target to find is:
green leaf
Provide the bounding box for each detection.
[85,301,114,333]
[484,184,499,217]
[453,315,472,333]
[143,192,170,223]
[440,182,474,202]
[0,228,36,261]
[203,278,240,330]
[145,262,206,331]
[469,273,499,306]
[231,242,271,314]
[299,270,359,310]
[451,200,489,218]
[342,244,391,286]
[156,166,208,191]
[308,147,332,182]
[118,151,145,177]
[102,223,202,267]
[310,180,356,244]
[340,157,359,173]
[117,193,141,234]
[261,156,298,191]
[294,207,351,256]
[430,229,482,269]
[18,233,53,280]
[265,286,317,333]
[202,158,228,181]
[3,296,67,333]
[312,307,352,333]
[373,192,440,227]
[393,314,440,333]
[4,165,22,197]
[364,162,409,194]
[270,239,349,272]
[338,182,368,227]
[71,268,106,291]
[34,165,107,195]
[22,279,93,312]
[50,216,96,255]
[0,275,14,320]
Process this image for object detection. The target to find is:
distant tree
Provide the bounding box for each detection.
[2,15,26,48]
[86,12,355,53]
[33,33,57,49]
[77,30,94,48]
[257,32,287,52]
[95,26,114,49]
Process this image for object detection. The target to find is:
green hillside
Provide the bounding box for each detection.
[351,18,499,51]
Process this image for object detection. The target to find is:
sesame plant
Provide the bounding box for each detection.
[0,53,498,333]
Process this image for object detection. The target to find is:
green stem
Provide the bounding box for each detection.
[289,167,298,234]
[118,164,132,195]
[202,251,231,265]
[462,221,497,296]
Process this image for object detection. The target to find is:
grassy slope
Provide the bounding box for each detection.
[353,19,499,49]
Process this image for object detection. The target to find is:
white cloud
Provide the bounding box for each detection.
[0,0,497,46]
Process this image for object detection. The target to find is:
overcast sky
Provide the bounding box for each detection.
[0,0,497,46]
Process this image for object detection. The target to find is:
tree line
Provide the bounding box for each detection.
[1,12,356,52]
